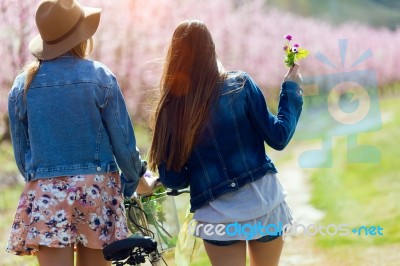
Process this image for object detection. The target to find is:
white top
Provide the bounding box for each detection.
[194,172,287,223]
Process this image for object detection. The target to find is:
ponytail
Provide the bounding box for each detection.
[23,59,41,94]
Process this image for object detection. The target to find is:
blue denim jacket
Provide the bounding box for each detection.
[158,71,303,212]
[8,54,145,197]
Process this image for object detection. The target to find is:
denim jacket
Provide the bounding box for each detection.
[158,71,303,212]
[8,54,146,197]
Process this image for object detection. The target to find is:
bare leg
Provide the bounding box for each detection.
[203,240,246,266]
[76,245,111,266]
[248,236,284,266]
[76,244,111,266]
[36,246,74,266]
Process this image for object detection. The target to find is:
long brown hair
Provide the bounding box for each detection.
[148,20,226,171]
[23,38,93,93]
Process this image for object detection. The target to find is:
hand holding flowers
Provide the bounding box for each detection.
[135,170,159,196]
[283,34,309,67]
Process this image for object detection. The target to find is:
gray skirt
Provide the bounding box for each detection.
[191,173,293,241]
[191,200,292,241]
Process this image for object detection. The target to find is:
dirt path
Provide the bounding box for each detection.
[275,145,330,266]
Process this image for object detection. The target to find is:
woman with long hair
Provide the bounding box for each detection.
[6,1,156,265]
[149,20,303,266]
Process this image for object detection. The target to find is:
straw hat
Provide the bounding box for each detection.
[29,0,101,60]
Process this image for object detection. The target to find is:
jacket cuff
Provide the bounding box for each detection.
[282,81,303,97]
[120,173,139,198]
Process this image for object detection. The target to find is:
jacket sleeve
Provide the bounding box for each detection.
[158,162,190,190]
[8,87,28,178]
[101,78,146,197]
[245,75,303,150]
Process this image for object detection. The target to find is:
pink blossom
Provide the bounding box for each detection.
[294,43,299,47]
[0,0,399,119]
[284,34,292,41]
[283,45,288,51]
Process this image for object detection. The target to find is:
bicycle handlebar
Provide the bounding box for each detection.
[166,189,190,196]
[135,179,189,198]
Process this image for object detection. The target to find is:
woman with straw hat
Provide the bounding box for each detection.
[6,0,156,265]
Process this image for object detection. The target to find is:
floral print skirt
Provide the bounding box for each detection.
[6,172,129,256]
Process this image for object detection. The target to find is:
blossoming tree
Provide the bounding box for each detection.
[0,0,399,139]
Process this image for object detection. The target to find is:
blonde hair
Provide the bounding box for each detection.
[24,38,93,93]
[148,20,226,171]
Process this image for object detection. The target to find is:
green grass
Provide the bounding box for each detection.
[267,0,400,30]
[309,96,400,247]
[133,123,152,156]
[0,141,19,176]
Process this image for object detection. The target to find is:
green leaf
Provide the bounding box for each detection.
[284,52,296,67]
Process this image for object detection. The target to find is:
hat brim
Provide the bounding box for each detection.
[29,6,101,60]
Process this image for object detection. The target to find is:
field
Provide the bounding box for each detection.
[1,94,399,265]
[267,0,400,29]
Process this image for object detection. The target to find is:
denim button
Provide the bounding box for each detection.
[230,182,236,187]
[96,166,101,172]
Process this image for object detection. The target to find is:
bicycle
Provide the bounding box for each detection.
[103,187,189,266]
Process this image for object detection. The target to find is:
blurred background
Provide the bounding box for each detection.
[0,0,399,265]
